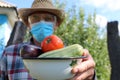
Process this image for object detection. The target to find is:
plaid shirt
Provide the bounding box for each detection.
[0,42,35,80]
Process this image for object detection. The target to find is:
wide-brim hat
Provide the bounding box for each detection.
[18,0,65,27]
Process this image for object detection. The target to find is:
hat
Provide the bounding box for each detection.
[18,0,65,27]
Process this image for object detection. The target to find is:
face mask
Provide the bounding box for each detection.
[30,21,54,42]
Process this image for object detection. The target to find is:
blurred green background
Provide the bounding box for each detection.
[54,1,111,80]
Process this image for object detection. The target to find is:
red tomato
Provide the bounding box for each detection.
[41,35,64,52]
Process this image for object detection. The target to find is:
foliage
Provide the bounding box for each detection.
[54,5,110,80]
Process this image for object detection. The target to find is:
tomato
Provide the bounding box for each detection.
[41,35,64,52]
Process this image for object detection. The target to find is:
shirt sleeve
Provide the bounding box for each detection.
[93,70,97,80]
[0,44,34,80]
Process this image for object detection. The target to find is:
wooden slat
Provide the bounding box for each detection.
[107,21,120,80]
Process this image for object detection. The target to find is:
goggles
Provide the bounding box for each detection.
[28,12,57,24]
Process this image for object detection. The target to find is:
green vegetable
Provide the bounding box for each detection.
[39,44,83,58]
[70,60,77,66]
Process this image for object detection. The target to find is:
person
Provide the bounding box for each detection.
[0,0,96,80]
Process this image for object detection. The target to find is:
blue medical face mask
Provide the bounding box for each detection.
[30,21,54,42]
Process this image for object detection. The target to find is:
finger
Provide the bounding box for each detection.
[78,68,95,80]
[76,49,91,64]
[71,68,94,80]
[75,49,91,66]
[82,49,93,61]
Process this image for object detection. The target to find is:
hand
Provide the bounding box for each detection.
[69,49,95,80]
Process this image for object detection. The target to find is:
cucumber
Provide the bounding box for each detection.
[39,44,83,58]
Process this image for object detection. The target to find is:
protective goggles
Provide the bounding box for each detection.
[28,12,57,24]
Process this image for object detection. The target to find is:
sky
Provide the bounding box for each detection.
[4,0,120,32]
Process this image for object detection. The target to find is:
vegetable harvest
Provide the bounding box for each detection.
[39,44,83,58]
